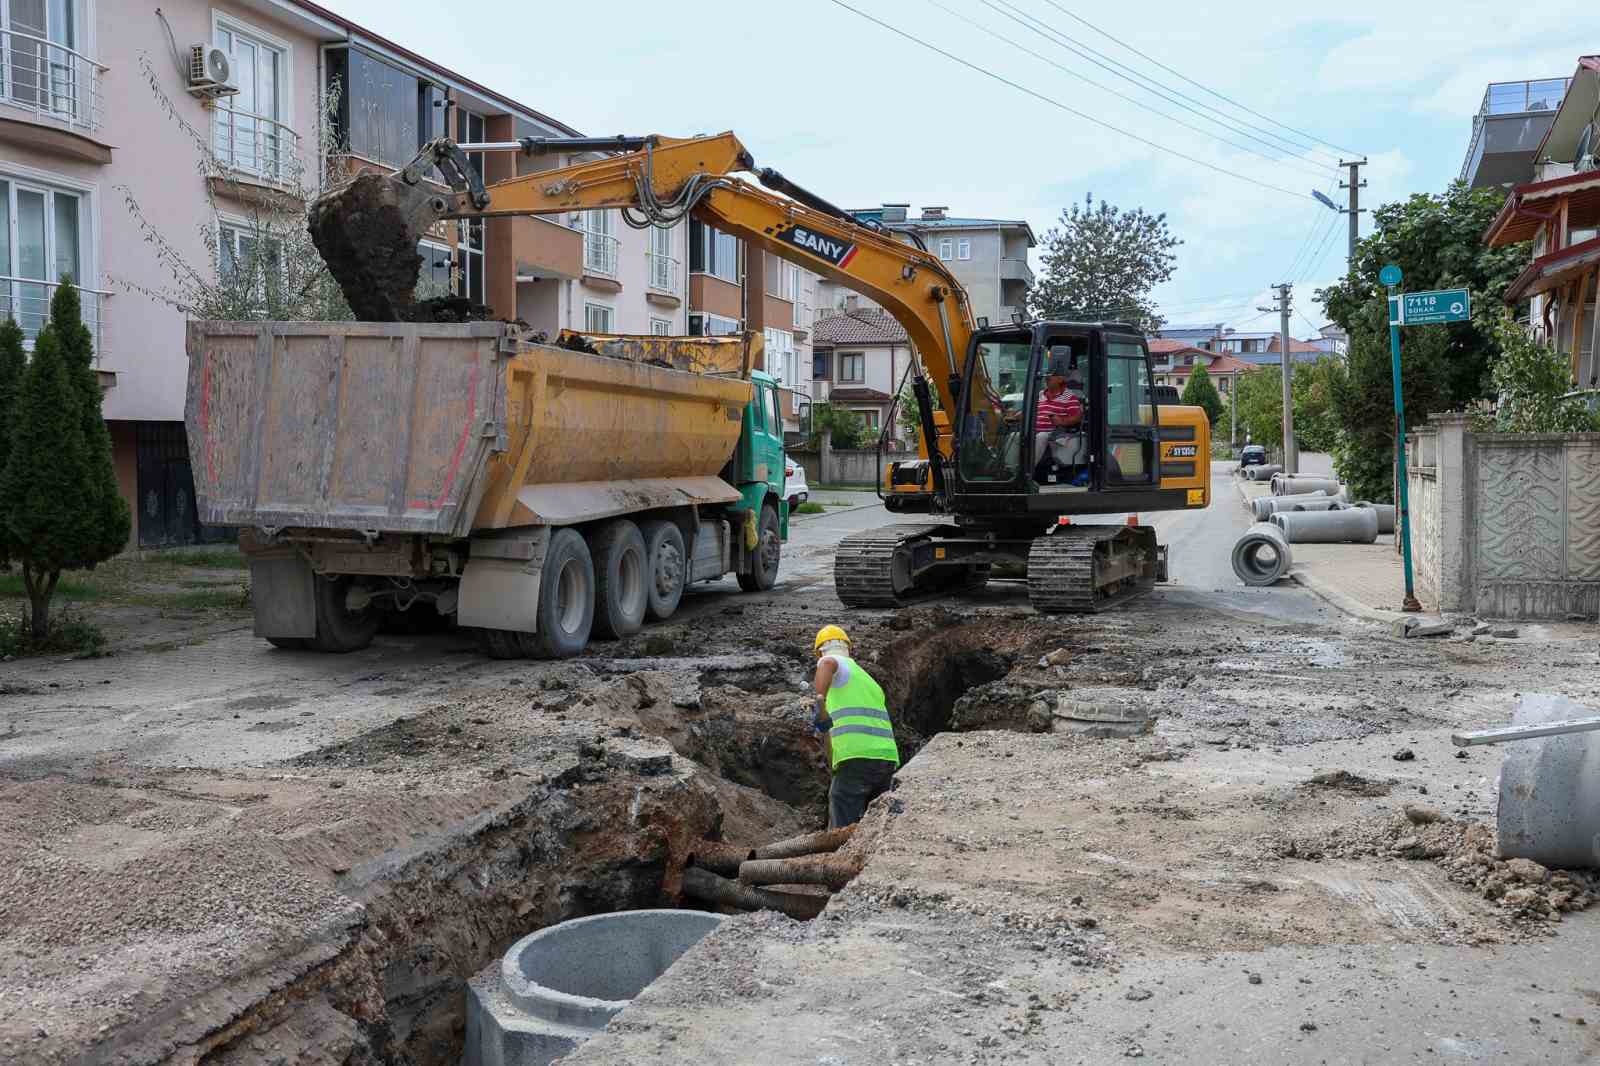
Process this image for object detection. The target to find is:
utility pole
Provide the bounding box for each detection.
[1229,371,1238,450]
[1339,159,1368,266]
[1259,285,1297,473]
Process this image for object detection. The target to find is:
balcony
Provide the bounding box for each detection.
[647,252,679,293]
[1461,77,1572,189]
[583,230,619,277]
[999,257,1034,285]
[210,109,304,192]
[0,28,103,132]
[512,215,583,281]
[1,274,109,364]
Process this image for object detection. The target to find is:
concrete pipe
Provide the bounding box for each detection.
[1251,493,1339,520]
[465,909,724,1066]
[688,840,756,877]
[1246,464,1284,482]
[1269,507,1379,544]
[751,825,855,861]
[1497,693,1600,869]
[1231,521,1293,586]
[738,855,863,891]
[681,866,828,920]
[1355,502,1397,534]
[1288,498,1344,512]
[1272,475,1343,497]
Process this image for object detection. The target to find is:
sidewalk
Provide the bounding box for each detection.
[1234,474,1427,620]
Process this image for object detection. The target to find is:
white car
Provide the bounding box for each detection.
[784,454,810,507]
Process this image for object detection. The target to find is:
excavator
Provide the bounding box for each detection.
[307,131,1211,613]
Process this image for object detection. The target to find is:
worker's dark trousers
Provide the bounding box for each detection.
[828,758,896,829]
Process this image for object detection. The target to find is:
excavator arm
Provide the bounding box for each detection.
[310,132,975,498]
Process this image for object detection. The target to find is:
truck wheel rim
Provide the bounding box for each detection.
[556,560,585,633]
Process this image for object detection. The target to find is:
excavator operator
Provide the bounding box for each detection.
[1033,349,1089,487]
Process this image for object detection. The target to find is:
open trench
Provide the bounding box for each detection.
[163,610,1076,1066]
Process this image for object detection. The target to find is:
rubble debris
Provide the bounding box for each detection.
[1124,986,1154,1002]
[1393,617,1453,638]
[1305,770,1392,797]
[1053,689,1155,738]
[1403,804,1443,825]
[1492,626,1520,639]
[1392,748,1416,761]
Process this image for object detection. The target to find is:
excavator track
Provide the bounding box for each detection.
[1026,525,1157,614]
[834,524,948,607]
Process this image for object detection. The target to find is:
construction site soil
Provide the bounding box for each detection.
[6,584,1600,1064]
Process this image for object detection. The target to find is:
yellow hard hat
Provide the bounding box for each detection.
[813,624,851,653]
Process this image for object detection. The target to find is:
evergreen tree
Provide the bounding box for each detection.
[1029,194,1181,333]
[1180,364,1224,426]
[49,279,130,560]
[0,327,98,637]
[0,317,24,569]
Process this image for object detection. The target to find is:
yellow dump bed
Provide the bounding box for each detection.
[185,321,757,538]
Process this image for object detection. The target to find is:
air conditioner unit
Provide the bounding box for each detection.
[1576,124,1599,173]
[187,44,239,99]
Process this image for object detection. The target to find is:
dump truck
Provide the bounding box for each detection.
[185,321,789,657]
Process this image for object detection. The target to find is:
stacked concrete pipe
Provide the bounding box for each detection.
[465,910,724,1066]
[1245,464,1284,482]
[1231,521,1293,585]
[1354,502,1397,533]
[1269,507,1379,544]
[1249,492,1343,520]
[1271,475,1343,497]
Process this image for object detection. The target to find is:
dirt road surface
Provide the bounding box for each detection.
[5,463,1600,1065]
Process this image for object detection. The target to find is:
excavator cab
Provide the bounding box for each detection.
[949,321,1160,515]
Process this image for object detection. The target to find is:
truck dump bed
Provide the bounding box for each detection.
[185,321,757,538]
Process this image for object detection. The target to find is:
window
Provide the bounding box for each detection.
[764,328,797,385]
[647,225,675,291]
[856,408,880,431]
[838,352,865,384]
[937,238,954,261]
[213,18,288,178]
[689,219,739,283]
[768,385,783,431]
[650,316,672,335]
[219,219,284,309]
[813,350,832,380]
[583,209,617,277]
[957,238,971,261]
[584,303,614,333]
[416,239,451,298]
[456,107,486,181]
[690,311,739,336]
[0,174,84,341]
[3,0,82,117]
[456,218,484,302]
[1105,341,1153,426]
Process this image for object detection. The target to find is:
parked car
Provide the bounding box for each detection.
[1240,444,1267,468]
[784,454,810,507]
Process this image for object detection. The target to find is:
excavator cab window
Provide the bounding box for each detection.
[956,336,1032,484]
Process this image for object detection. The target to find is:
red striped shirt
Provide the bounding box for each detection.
[1035,388,1083,431]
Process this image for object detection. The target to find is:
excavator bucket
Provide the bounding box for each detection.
[308,171,454,321]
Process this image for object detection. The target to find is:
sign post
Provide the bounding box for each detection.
[1382,267,1470,614]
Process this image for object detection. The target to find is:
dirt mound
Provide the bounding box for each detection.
[308,172,429,321]
[1304,769,1393,797]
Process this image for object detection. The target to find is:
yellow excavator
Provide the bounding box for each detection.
[308,131,1210,612]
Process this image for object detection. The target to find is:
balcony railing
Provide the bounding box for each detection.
[0,274,109,362]
[1462,77,1573,182]
[584,231,619,277]
[211,109,303,187]
[647,251,679,292]
[0,28,104,132]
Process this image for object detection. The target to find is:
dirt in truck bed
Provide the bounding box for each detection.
[308,172,430,321]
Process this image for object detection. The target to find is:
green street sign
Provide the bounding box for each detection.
[1393,288,1471,326]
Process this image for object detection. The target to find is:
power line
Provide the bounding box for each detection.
[984,0,1336,174]
[1295,217,1344,286]
[1033,0,1362,159]
[820,0,1308,201]
[921,0,1330,179]
[1295,308,1325,336]
[1287,210,1341,283]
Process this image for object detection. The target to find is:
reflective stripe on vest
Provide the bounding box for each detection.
[824,656,899,770]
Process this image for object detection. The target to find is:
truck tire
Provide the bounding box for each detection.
[737,503,781,592]
[641,519,686,621]
[309,575,380,653]
[532,528,595,657]
[590,520,649,640]
[265,637,308,651]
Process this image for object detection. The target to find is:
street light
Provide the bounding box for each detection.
[1311,190,1339,212]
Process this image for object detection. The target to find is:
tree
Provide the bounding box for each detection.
[1290,356,1346,454]
[1,328,99,637]
[0,318,24,569]
[113,54,354,321]
[1180,364,1224,426]
[51,281,130,561]
[1481,311,1600,433]
[1029,193,1181,332]
[1233,366,1284,448]
[808,403,869,450]
[1318,181,1528,500]
[897,380,940,446]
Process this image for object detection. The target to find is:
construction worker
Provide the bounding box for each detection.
[811,624,900,829]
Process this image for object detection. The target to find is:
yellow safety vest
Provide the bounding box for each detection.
[824,656,900,771]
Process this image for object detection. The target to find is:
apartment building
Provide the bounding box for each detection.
[814,203,1036,326]
[686,220,819,434]
[0,0,687,547]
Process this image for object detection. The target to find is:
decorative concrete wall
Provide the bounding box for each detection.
[1408,413,1600,619]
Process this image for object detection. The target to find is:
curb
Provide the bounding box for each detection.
[1287,567,1406,625]
[788,500,882,521]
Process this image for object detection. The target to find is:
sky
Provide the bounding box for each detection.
[327,0,1597,336]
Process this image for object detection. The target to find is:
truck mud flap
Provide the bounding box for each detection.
[251,553,316,639]
[458,530,550,633]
